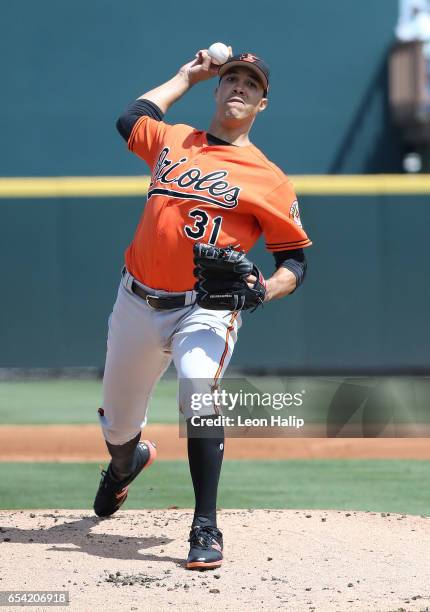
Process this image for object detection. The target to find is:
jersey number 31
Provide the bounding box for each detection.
[184,208,223,245]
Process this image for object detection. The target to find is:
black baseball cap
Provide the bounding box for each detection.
[218,53,270,96]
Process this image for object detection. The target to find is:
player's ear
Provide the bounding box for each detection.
[258,97,268,113]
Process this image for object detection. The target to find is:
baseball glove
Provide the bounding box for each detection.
[193,243,266,311]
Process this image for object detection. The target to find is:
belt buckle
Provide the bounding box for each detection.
[146,294,160,309]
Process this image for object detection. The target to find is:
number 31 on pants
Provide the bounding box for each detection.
[184,208,223,245]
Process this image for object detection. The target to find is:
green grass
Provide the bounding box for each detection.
[0,379,178,424]
[0,460,429,516]
[1,376,429,426]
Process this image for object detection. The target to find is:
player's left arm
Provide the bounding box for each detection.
[262,266,298,301]
[246,250,306,301]
[253,179,312,300]
[264,247,307,300]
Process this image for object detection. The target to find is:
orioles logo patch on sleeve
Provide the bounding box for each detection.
[289,200,302,227]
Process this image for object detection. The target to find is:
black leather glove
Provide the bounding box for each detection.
[193,243,266,312]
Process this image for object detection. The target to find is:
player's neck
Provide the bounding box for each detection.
[207,119,253,147]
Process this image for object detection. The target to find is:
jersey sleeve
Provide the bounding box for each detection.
[256,180,312,252]
[127,115,169,168]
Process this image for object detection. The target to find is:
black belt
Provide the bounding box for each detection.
[132,283,187,309]
[123,269,189,310]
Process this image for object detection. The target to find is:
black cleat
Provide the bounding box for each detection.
[186,525,223,570]
[93,440,156,517]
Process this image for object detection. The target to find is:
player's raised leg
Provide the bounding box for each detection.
[94,282,171,517]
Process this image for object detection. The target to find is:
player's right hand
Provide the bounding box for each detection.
[178,50,219,86]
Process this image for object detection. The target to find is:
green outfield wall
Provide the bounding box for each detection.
[1,0,402,175]
[2,185,429,371]
[2,0,426,371]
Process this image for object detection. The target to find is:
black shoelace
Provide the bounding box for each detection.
[99,467,125,491]
[189,526,221,548]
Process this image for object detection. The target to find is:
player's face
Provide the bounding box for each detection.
[215,67,268,123]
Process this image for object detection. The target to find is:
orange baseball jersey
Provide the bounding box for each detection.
[125,116,312,291]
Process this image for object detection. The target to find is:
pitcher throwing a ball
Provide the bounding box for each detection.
[94,46,312,569]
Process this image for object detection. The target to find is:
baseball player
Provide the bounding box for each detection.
[93,49,312,570]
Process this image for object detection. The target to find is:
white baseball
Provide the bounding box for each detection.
[208,42,231,65]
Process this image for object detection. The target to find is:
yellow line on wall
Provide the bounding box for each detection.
[1,175,430,198]
[291,174,430,195]
[0,177,151,198]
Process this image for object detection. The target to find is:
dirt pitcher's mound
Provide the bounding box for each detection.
[0,510,429,611]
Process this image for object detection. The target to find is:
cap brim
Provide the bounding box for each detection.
[218,61,268,92]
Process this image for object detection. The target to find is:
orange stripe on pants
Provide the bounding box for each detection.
[212,312,238,414]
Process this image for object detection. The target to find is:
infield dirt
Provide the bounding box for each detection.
[1,424,430,461]
[0,509,429,611]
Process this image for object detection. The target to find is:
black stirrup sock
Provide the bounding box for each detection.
[105,432,141,481]
[187,417,225,528]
